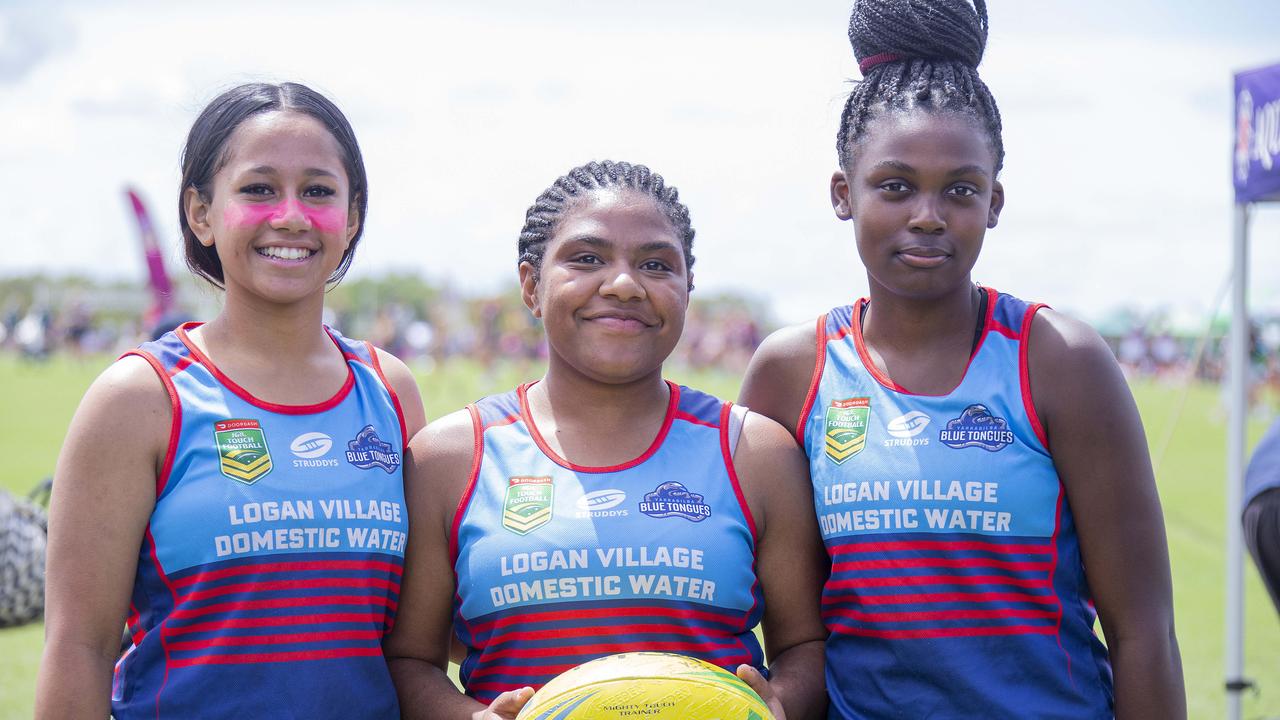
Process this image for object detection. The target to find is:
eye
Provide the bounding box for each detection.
[947,185,979,198]
[879,181,911,194]
[568,253,603,265]
[303,185,337,199]
[641,259,674,273]
[239,184,274,197]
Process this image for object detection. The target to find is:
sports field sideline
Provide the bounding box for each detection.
[1,354,1277,719]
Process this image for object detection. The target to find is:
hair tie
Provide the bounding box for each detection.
[859,52,903,74]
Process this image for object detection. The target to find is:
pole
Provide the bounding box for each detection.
[1224,202,1250,720]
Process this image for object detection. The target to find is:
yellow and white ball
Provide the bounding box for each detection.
[515,652,775,720]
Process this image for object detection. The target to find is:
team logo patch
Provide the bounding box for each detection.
[638,481,711,522]
[345,425,401,473]
[825,397,870,464]
[214,419,273,484]
[503,476,554,535]
[939,404,1015,452]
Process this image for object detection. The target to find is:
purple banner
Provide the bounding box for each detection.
[1235,61,1280,204]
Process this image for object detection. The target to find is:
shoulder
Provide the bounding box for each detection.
[60,354,173,476]
[87,353,175,419]
[403,408,479,529]
[371,346,426,436]
[1026,308,1127,431]
[731,409,809,527]
[740,318,823,438]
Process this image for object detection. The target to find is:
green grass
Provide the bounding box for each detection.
[2,355,1278,718]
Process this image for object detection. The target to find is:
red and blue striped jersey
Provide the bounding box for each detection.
[112,323,408,720]
[800,288,1113,719]
[451,382,764,702]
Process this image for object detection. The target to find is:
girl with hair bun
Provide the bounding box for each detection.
[385,160,828,719]
[740,1,1185,717]
[36,82,425,719]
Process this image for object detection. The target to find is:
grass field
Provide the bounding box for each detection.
[1,354,1278,718]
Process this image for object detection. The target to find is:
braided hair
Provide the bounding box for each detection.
[518,160,695,288]
[836,0,1004,173]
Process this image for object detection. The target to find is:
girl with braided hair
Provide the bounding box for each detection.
[385,160,828,719]
[740,1,1185,718]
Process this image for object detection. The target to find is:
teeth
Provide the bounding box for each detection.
[258,246,313,261]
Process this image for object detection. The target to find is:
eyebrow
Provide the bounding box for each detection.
[870,160,989,178]
[561,235,681,253]
[246,165,340,179]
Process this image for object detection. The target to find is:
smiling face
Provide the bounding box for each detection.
[184,111,360,306]
[831,110,1003,302]
[520,188,690,385]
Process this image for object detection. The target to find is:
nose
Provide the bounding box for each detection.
[909,197,946,235]
[599,267,646,302]
[268,197,311,232]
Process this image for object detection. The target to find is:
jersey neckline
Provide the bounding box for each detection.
[851,285,997,398]
[175,322,356,415]
[516,379,681,473]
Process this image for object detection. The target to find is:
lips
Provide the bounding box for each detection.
[895,246,950,269]
[582,309,658,331]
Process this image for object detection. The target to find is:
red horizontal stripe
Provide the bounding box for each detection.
[478,638,741,663]
[470,651,755,682]
[180,576,400,603]
[674,410,719,429]
[824,606,1059,623]
[828,623,1058,639]
[485,623,742,646]
[167,629,380,651]
[170,594,397,621]
[823,590,1058,607]
[173,559,402,589]
[469,605,739,634]
[163,611,387,636]
[168,646,383,668]
[827,574,1051,590]
[830,539,1053,556]
[833,557,1051,573]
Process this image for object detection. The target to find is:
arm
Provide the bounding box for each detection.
[384,410,532,720]
[373,347,427,438]
[739,321,819,439]
[35,356,168,719]
[732,411,829,720]
[1028,310,1185,719]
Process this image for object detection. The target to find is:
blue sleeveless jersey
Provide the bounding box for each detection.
[801,289,1113,720]
[111,323,408,720]
[452,382,764,702]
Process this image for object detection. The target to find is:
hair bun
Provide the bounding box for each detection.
[848,0,988,72]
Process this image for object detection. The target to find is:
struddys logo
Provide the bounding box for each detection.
[345,425,401,473]
[639,482,711,522]
[939,404,1015,452]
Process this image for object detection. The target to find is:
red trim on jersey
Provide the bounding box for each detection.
[832,556,1053,573]
[466,604,746,633]
[170,354,195,375]
[166,629,382,652]
[170,559,402,589]
[851,288,995,397]
[827,623,1057,640]
[176,576,400,604]
[827,574,1051,590]
[168,594,398,621]
[143,527,177,720]
[366,342,409,449]
[518,380,680,473]
[450,405,486,564]
[175,323,356,415]
[825,606,1060,623]
[1020,303,1051,450]
[1046,484,1073,682]
[167,646,383,668]
[720,402,759,542]
[795,314,828,445]
[477,623,746,649]
[162,611,387,636]
[484,413,520,431]
[829,538,1054,555]
[122,350,183,497]
[824,589,1058,607]
[675,410,718,429]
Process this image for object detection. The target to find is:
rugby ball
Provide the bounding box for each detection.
[515,652,774,720]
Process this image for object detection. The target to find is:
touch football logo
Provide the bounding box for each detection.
[884,411,931,447]
[575,489,629,518]
[290,432,339,468]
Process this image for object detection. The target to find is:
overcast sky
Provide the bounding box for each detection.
[3,0,1280,327]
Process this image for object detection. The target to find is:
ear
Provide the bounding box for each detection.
[518,260,542,318]
[987,179,1005,229]
[343,196,361,250]
[830,171,853,221]
[184,186,215,247]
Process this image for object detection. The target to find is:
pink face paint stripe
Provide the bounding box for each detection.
[223,199,346,234]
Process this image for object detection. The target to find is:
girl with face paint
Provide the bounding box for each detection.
[35,82,426,720]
